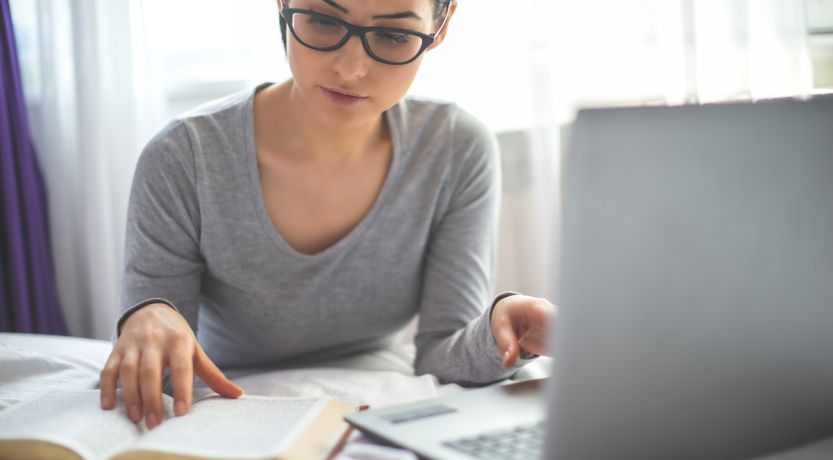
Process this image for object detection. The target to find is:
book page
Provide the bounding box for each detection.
[124,395,326,459]
[0,390,154,459]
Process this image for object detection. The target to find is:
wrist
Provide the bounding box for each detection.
[117,299,178,337]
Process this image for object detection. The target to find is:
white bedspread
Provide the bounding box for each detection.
[0,332,469,459]
[0,342,100,411]
[0,333,473,409]
[3,333,831,460]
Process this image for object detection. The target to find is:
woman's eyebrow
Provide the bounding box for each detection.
[373,11,423,20]
[322,0,348,13]
[321,0,423,21]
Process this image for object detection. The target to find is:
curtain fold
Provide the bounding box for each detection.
[1,0,67,334]
[11,0,158,339]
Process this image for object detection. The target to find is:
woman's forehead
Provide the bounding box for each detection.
[290,0,434,18]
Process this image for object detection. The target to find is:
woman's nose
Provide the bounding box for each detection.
[331,35,372,80]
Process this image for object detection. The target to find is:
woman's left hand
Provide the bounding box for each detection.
[491,294,557,368]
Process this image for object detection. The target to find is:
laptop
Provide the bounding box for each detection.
[346,96,833,460]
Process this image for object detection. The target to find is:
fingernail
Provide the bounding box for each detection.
[175,400,187,416]
[503,350,510,360]
[100,394,110,409]
[146,412,158,429]
[128,405,141,422]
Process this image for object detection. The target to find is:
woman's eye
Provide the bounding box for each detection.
[376,32,409,44]
[309,15,339,28]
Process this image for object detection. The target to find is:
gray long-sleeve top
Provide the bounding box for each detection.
[117,83,534,386]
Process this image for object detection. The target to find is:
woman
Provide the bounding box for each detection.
[99,0,556,430]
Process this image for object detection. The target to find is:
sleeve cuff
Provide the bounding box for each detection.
[488,291,520,321]
[115,298,179,338]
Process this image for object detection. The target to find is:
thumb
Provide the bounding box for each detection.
[193,342,244,398]
[493,322,521,369]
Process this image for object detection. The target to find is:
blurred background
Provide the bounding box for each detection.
[5,0,833,339]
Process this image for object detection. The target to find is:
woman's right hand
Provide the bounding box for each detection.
[99,303,243,429]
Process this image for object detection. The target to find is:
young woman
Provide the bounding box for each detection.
[99,0,556,430]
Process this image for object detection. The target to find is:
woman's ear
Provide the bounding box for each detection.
[427,1,457,51]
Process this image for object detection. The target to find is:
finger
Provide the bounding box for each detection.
[493,318,521,369]
[527,298,557,328]
[138,348,163,429]
[518,326,549,356]
[119,350,143,423]
[100,351,122,410]
[194,342,243,398]
[513,299,557,356]
[169,345,194,417]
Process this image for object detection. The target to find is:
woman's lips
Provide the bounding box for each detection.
[321,86,368,106]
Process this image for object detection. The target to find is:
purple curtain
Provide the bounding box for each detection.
[1,0,68,334]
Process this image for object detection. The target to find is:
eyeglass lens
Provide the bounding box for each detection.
[291,12,426,64]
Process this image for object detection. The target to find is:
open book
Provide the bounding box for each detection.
[0,389,354,459]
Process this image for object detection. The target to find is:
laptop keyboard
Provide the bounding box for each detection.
[442,421,544,459]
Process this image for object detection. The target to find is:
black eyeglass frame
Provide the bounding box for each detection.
[280,3,451,65]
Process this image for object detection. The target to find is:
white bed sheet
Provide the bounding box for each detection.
[0,334,108,411]
[3,333,831,459]
[0,332,470,459]
[0,332,472,406]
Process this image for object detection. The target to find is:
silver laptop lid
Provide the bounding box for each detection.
[546,97,833,459]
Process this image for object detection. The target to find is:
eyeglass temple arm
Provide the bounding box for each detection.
[433,1,454,37]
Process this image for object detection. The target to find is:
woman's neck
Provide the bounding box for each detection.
[256,80,388,165]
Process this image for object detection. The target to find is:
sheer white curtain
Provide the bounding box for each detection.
[12,0,813,339]
[11,0,161,339]
[422,0,813,303]
[544,0,812,114]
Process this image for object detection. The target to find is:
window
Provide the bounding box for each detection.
[807,0,833,91]
[138,0,289,120]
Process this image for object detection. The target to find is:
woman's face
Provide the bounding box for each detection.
[280,0,451,130]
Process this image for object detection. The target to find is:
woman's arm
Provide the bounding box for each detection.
[100,121,241,429]
[117,121,204,332]
[412,109,547,385]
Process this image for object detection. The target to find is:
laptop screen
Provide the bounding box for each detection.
[547,97,833,459]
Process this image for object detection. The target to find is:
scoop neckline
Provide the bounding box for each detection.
[244,82,402,260]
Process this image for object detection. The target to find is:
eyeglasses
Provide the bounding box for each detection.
[280,3,451,65]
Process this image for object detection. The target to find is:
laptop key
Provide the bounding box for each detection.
[443,421,543,460]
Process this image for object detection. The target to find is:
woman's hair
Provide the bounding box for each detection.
[431,0,453,20]
[279,0,454,51]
